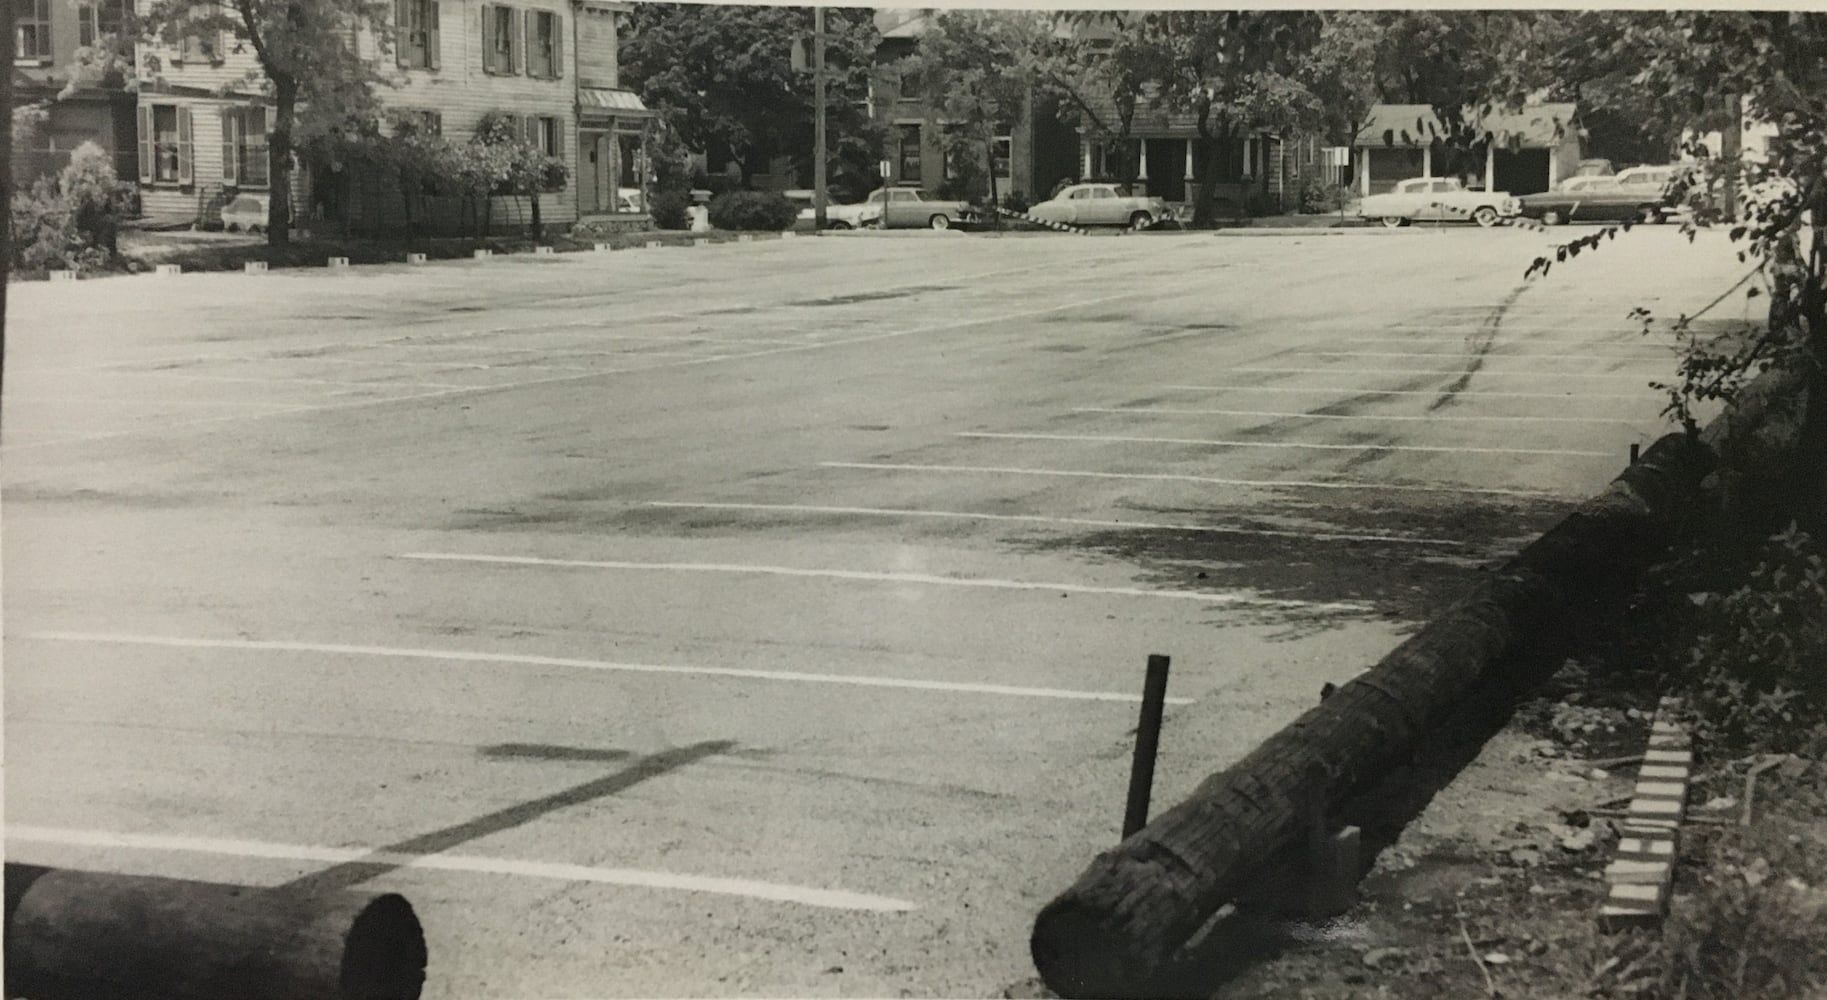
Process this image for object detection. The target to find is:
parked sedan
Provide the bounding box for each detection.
[783,190,877,230]
[1517,176,1668,225]
[1027,183,1173,228]
[1357,176,1519,227]
[856,187,978,230]
[220,192,271,233]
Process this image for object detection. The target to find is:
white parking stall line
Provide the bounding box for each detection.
[395,553,1365,612]
[5,825,917,913]
[4,395,311,410]
[643,501,1470,547]
[1074,407,1641,426]
[820,462,1566,499]
[18,631,1200,705]
[957,431,1612,458]
[1228,367,1656,381]
[1339,336,1668,349]
[1159,384,1652,401]
[1299,351,1670,363]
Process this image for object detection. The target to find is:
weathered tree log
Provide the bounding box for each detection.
[4,863,427,1000]
[1030,433,1713,999]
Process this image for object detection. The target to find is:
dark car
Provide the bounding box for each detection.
[1517,176,1669,225]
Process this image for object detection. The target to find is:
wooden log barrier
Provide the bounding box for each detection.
[1030,433,1713,999]
[4,863,428,1000]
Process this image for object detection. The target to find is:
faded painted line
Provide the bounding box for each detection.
[396,553,1362,612]
[1229,367,1654,381]
[1301,351,1670,363]
[4,825,915,913]
[2,395,309,410]
[958,431,1610,458]
[6,368,472,391]
[1159,384,1651,401]
[17,631,1199,705]
[1339,336,1668,348]
[820,461,1565,499]
[3,289,1158,453]
[1074,407,1640,426]
[643,501,1469,547]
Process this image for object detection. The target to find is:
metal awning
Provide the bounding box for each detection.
[579,88,654,120]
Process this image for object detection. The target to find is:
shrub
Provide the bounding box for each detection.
[1682,524,1827,754]
[650,189,692,230]
[9,141,129,274]
[706,190,798,232]
[1297,173,1351,214]
[61,141,132,254]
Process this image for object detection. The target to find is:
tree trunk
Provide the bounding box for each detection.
[267,78,298,246]
[1191,132,1226,228]
[529,190,542,241]
[1030,435,1715,999]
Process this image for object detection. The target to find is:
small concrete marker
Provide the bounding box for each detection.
[327,256,350,269]
[692,238,710,247]
[155,264,182,276]
[1638,764,1689,781]
[1644,748,1694,766]
[1635,781,1686,799]
[593,242,612,251]
[738,234,755,243]
[645,240,663,249]
[534,245,556,255]
[782,230,798,239]
[473,249,493,259]
[406,252,428,264]
[1605,859,1672,884]
[49,269,77,281]
[243,260,268,274]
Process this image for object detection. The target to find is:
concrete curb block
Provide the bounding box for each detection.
[244,260,268,274]
[1601,696,1692,931]
[48,269,77,281]
[154,263,181,276]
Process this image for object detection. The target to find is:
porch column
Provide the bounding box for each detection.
[1422,144,1432,178]
[1484,143,1495,192]
[1359,150,1370,196]
[1081,136,1092,179]
[1136,138,1148,180]
[1184,139,1195,177]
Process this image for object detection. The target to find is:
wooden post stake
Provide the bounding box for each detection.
[1123,655,1173,839]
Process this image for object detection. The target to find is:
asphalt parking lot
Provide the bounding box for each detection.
[3,226,1751,996]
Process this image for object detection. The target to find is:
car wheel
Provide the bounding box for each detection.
[1472,206,1499,227]
[929,214,951,230]
[1638,205,1663,224]
[1541,210,1564,226]
[224,222,240,233]
[1379,216,1407,228]
[829,220,852,230]
[1129,211,1154,230]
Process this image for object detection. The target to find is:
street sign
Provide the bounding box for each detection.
[790,36,808,73]
[878,159,892,179]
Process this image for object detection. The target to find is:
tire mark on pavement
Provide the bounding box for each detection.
[1429,284,1530,412]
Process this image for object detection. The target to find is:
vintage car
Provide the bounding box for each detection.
[1027,183,1174,229]
[853,187,978,230]
[219,192,271,233]
[1518,175,1670,225]
[784,189,877,230]
[1356,176,1520,227]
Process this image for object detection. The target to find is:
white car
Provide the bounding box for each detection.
[219,192,270,233]
[1029,183,1172,228]
[1357,177,1520,227]
[784,189,875,229]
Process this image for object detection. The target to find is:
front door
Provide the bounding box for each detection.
[580,129,611,213]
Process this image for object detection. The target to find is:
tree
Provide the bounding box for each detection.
[897,10,1042,215]
[620,4,881,189]
[142,0,394,245]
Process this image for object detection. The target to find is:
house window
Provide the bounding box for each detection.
[897,67,922,103]
[396,0,441,69]
[222,106,269,187]
[526,9,560,78]
[15,0,52,61]
[534,115,560,158]
[139,103,193,185]
[177,1,224,63]
[78,0,131,50]
[482,3,516,74]
[897,124,922,182]
[397,109,441,135]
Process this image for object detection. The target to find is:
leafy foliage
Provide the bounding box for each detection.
[897,10,1045,215]
[141,0,396,245]
[10,142,133,273]
[649,190,692,231]
[620,5,883,187]
[1681,525,1827,755]
[706,191,797,232]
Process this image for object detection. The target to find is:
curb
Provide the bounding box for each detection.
[993,206,1089,235]
[1600,696,1693,930]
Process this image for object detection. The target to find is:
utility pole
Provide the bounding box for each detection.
[813,6,828,230]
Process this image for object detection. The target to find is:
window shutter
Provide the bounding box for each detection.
[177,106,194,186]
[511,6,524,75]
[79,3,95,47]
[480,4,496,73]
[394,0,409,66]
[426,1,440,69]
[221,108,239,185]
[523,9,535,75]
[136,105,154,184]
[551,13,562,78]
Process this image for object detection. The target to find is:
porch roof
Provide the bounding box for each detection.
[1354,102,1579,149]
[579,87,654,119]
[1076,84,1277,138]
